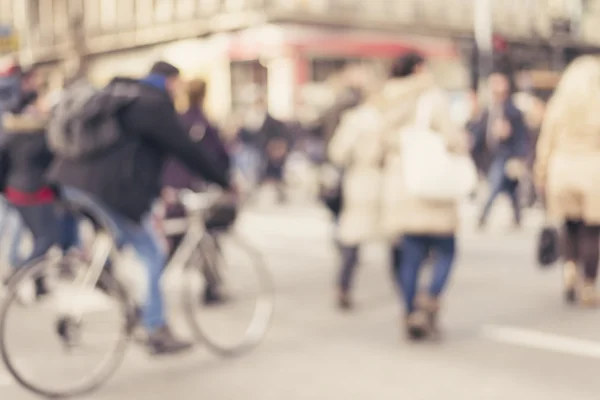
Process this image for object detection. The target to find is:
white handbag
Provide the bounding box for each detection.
[400,92,477,201]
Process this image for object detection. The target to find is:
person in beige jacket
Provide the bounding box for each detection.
[535,56,600,307]
[328,53,466,339]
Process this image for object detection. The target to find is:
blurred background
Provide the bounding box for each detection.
[0,0,593,123]
[2,2,600,400]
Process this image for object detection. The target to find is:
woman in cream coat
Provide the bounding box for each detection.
[328,53,467,339]
[535,56,600,307]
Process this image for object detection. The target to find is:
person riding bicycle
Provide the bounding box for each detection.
[47,62,232,355]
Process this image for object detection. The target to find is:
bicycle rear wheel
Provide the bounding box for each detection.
[0,254,135,398]
[182,232,274,357]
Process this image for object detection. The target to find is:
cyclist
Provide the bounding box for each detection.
[47,62,232,355]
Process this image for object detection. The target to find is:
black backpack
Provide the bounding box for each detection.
[48,81,138,160]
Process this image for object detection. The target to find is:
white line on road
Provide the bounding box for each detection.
[481,324,600,359]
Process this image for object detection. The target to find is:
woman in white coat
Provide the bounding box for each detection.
[329,53,466,339]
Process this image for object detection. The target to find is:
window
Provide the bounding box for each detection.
[52,0,69,41]
[83,0,101,34]
[37,0,55,45]
[136,0,154,27]
[154,0,174,23]
[230,60,268,111]
[0,0,13,25]
[176,0,197,19]
[100,0,118,32]
[197,0,221,15]
[117,0,136,29]
[310,58,364,82]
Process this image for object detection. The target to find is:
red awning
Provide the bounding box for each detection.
[227,26,457,60]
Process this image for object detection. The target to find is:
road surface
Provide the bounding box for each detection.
[0,198,599,400]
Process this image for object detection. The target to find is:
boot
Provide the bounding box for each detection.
[405,311,429,341]
[579,281,598,308]
[147,325,193,356]
[337,289,353,311]
[563,261,578,304]
[417,294,441,340]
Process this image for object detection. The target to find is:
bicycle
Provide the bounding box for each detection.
[0,186,274,398]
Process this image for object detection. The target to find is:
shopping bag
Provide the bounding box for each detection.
[401,92,477,201]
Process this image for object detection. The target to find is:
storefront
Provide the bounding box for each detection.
[224,24,465,120]
[81,23,466,123]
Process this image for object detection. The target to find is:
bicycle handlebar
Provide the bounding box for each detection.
[177,186,224,213]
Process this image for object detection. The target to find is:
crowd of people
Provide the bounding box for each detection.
[0,49,598,350]
[312,53,600,341]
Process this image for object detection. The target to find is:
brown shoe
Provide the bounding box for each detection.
[579,281,598,308]
[147,325,193,356]
[405,311,429,341]
[417,294,442,340]
[337,290,353,311]
[563,261,578,304]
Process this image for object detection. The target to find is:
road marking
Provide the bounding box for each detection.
[482,325,600,359]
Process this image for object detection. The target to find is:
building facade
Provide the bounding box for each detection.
[0,0,596,119]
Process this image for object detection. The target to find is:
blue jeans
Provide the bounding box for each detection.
[480,160,521,225]
[112,213,166,333]
[398,235,456,314]
[338,245,359,291]
[8,218,25,267]
[0,199,25,266]
[14,203,80,269]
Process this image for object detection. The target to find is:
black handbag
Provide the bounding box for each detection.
[537,223,560,268]
[205,194,238,230]
[319,164,343,216]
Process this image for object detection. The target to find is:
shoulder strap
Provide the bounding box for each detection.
[414,90,435,130]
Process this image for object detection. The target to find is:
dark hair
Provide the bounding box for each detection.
[187,79,207,107]
[149,61,180,77]
[391,52,425,78]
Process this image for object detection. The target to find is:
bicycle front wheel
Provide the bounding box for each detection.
[182,232,274,357]
[0,255,134,398]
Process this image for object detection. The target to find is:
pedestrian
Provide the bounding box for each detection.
[0,67,78,295]
[471,72,528,229]
[329,52,468,339]
[161,78,231,305]
[535,56,600,307]
[0,62,27,271]
[238,94,292,203]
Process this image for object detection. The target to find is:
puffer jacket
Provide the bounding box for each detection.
[48,77,230,222]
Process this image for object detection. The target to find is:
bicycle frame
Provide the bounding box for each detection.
[64,188,224,321]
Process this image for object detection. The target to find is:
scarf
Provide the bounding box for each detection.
[139,74,168,92]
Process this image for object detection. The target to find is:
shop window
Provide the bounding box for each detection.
[230,60,268,112]
[155,0,174,23]
[136,0,154,27]
[0,0,12,25]
[310,57,364,82]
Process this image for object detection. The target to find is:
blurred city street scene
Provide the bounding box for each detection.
[0,198,600,400]
[0,196,599,400]
[2,0,600,399]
